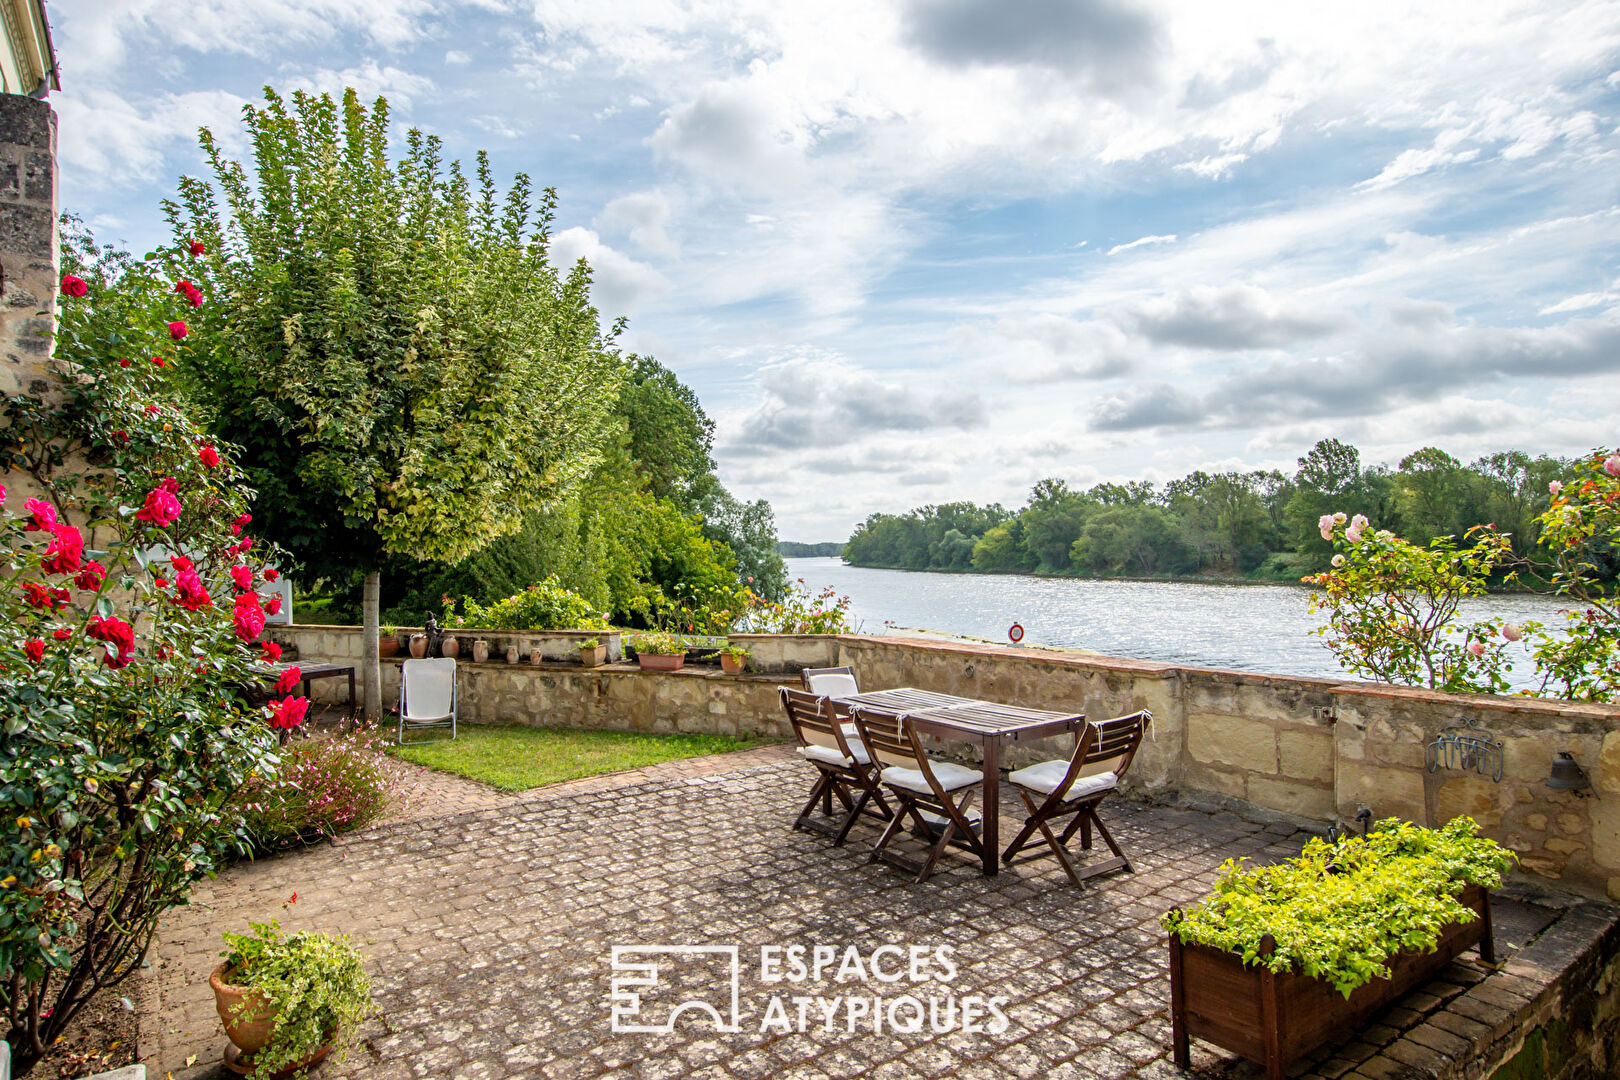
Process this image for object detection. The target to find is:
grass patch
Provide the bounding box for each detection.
[389,724,766,792]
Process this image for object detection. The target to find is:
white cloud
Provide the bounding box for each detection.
[548,227,670,318]
[1107,234,1177,255]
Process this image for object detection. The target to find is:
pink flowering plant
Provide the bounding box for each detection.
[0,230,291,1070]
[235,726,403,850]
[737,578,855,635]
[1305,520,1519,694]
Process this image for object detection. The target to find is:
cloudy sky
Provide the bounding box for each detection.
[52,0,1620,540]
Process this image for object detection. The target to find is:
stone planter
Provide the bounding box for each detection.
[1169,884,1494,1080]
[471,639,490,664]
[579,644,607,668]
[637,653,685,672]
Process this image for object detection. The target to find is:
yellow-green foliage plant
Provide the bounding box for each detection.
[1162,818,1514,998]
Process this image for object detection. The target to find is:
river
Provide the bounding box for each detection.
[783,557,1576,690]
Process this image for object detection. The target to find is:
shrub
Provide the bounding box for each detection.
[0,239,286,1069]
[730,579,854,634]
[628,631,688,656]
[236,728,402,849]
[453,577,608,631]
[1524,451,1619,701]
[219,919,373,1079]
[1162,818,1513,998]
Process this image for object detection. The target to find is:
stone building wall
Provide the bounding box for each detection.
[270,625,1620,898]
[0,92,55,518]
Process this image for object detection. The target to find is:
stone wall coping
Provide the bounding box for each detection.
[836,633,1185,678]
[282,624,617,638]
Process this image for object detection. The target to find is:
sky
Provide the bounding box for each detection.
[49,0,1620,541]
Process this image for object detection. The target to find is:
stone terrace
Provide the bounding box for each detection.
[140,748,1602,1080]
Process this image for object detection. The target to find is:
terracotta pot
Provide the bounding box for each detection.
[471,639,490,664]
[441,635,460,659]
[505,644,521,664]
[409,634,428,659]
[637,652,685,672]
[211,963,276,1055]
[579,644,607,668]
[378,638,400,659]
[529,648,545,666]
[720,653,747,675]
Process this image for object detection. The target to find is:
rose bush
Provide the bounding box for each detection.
[0,230,297,1070]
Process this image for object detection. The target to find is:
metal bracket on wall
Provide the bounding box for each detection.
[1425,717,1503,782]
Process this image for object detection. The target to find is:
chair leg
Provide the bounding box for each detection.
[1034,806,1084,889]
[1090,812,1134,873]
[833,788,872,847]
[796,773,832,831]
[870,793,915,863]
[917,790,981,882]
[1002,803,1043,864]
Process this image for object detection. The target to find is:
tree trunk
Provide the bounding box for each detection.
[362,569,382,723]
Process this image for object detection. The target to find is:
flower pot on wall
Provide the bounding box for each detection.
[505,644,520,664]
[409,634,428,659]
[579,645,607,668]
[720,653,747,675]
[530,648,544,666]
[378,638,400,659]
[471,639,490,664]
[441,635,460,659]
[637,652,685,672]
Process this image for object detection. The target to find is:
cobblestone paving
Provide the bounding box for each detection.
[140,752,1519,1080]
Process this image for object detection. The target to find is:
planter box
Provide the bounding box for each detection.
[579,645,607,668]
[1169,884,1494,1080]
[637,653,685,672]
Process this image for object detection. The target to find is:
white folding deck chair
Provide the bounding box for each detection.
[397,658,458,744]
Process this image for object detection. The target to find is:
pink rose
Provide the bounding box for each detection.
[167,321,188,341]
[230,564,253,592]
[1467,641,1485,657]
[170,555,194,573]
[1502,623,1523,642]
[23,498,56,531]
[274,666,302,695]
[86,616,136,668]
[1605,455,1620,478]
[1548,480,1562,496]
[173,569,212,611]
[135,484,182,527]
[40,523,84,575]
[233,592,265,642]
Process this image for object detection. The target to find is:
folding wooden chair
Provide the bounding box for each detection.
[779,687,892,845]
[801,665,860,698]
[1002,710,1150,888]
[851,704,986,883]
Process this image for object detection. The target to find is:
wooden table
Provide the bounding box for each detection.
[835,688,1085,876]
[273,662,356,712]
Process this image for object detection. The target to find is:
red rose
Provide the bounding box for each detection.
[167,321,188,340]
[51,628,72,641]
[267,695,310,731]
[118,358,131,368]
[23,583,67,610]
[265,594,283,615]
[264,567,279,582]
[152,356,167,368]
[60,275,87,298]
[110,430,129,444]
[23,498,56,531]
[74,560,106,591]
[153,576,168,588]
[274,665,302,695]
[23,639,45,663]
[230,564,253,592]
[144,404,159,415]
[86,616,135,669]
[199,445,221,468]
[261,641,283,662]
[134,485,182,527]
[233,593,265,642]
[41,524,84,575]
[173,569,211,611]
[170,555,194,573]
[189,240,205,256]
[231,513,251,537]
[235,537,254,553]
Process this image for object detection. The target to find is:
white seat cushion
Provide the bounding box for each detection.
[798,741,871,767]
[806,672,860,697]
[1008,760,1117,799]
[881,761,982,794]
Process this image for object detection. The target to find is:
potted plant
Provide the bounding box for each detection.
[209,919,373,1079]
[1163,818,1511,1080]
[632,631,687,671]
[578,637,607,668]
[718,643,750,675]
[378,624,399,659]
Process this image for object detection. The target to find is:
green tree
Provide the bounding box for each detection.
[1019,479,1097,572]
[164,88,622,716]
[1071,505,1195,576]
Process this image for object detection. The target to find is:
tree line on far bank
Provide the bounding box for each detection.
[841,438,1604,582]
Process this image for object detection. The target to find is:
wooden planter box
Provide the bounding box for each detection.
[1169,884,1494,1080]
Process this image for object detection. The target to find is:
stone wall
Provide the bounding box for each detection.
[270,625,1620,898]
[0,92,55,519]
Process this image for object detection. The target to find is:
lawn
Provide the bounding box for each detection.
[389,724,765,792]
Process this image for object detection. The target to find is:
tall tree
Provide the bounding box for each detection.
[165,88,622,716]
